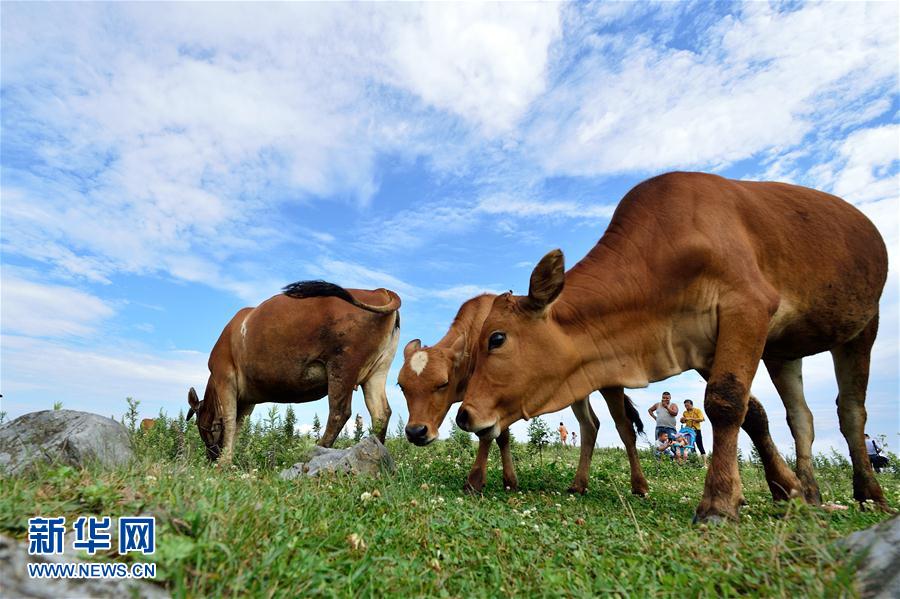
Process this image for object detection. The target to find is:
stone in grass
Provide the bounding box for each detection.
[0,534,169,599]
[840,515,900,599]
[280,436,395,480]
[0,410,133,475]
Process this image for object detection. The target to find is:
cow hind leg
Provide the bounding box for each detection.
[567,396,598,494]
[361,370,392,443]
[764,358,821,504]
[831,314,890,510]
[320,366,354,447]
[601,388,649,496]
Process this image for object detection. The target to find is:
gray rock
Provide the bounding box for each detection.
[0,534,169,599]
[280,436,395,479]
[0,410,133,475]
[841,515,900,598]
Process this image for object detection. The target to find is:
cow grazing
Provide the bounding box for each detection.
[399,294,648,495]
[457,172,889,522]
[188,281,400,463]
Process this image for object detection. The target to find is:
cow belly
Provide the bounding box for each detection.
[764,302,875,361]
[241,362,328,404]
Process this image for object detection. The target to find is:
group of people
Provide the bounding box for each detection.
[650,391,707,465]
[558,423,577,446]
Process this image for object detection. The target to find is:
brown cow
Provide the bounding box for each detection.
[457,171,889,522]
[187,281,400,463]
[398,294,648,495]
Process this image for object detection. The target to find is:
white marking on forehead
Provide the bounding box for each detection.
[410,351,429,375]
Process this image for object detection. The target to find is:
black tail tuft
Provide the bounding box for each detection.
[623,394,645,436]
[283,280,355,304]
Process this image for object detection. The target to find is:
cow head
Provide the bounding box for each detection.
[398,335,467,445]
[457,249,578,438]
[187,386,224,461]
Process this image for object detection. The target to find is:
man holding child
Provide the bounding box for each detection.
[681,399,707,466]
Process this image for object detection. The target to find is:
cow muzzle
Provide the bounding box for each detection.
[405,423,435,446]
[455,407,498,440]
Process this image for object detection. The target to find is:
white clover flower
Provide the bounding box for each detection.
[360,492,373,502]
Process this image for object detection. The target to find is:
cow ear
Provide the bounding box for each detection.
[449,335,466,367]
[188,387,201,410]
[403,339,422,361]
[187,387,200,420]
[522,249,565,313]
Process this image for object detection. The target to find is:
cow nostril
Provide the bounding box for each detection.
[456,408,470,431]
[405,424,427,440]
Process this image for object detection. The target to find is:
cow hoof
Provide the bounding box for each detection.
[463,481,484,495]
[566,485,587,495]
[692,512,730,526]
[503,481,519,492]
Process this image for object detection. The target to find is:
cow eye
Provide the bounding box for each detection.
[436,381,449,390]
[488,331,506,351]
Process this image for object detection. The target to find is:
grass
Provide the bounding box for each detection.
[1,414,898,598]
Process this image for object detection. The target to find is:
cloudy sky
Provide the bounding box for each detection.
[2,2,898,454]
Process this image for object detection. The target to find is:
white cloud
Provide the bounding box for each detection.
[1,273,115,337]
[527,2,897,177]
[0,334,208,419]
[477,194,615,220]
[386,3,562,135]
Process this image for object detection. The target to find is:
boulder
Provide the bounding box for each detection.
[280,436,395,480]
[0,534,169,598]
[840,515,900,598]
[0,410,133,475]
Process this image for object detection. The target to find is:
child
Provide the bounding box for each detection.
[656,431,674,459]
[672,433,689,464]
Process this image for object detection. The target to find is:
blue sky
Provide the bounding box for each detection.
[2,2,898,454]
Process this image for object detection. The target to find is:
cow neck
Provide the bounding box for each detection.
[553,237,657,395]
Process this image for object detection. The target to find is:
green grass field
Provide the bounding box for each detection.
[1,413,898,598]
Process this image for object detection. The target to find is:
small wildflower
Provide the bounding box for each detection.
[455,497,464,504]
[360,492,373,502]
[145,475,157,482]
[346,533,367,552]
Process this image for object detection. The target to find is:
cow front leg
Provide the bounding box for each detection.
[215,378,239,465]
[496,428,518,490]
[602,388,649,496]
[464,436,492,493]
[567,396,597,494]
[695,302,771,523]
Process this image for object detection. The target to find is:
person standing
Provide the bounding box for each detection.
[681,399,707,466]
[648,391,678,442]
[558,422,569,447]
[866,434,889,473]
[571,430,578,447]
